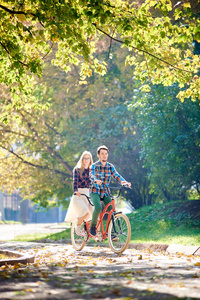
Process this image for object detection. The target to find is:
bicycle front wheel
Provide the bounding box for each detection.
[71,221,86,251]
[108,213,131,254]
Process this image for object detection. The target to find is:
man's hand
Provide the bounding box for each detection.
[95,180,102,185]
[75,192,81,197]
[122,182,131,188]
[126,182,131,188]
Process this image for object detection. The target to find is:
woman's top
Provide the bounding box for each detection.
[73,167,91,193]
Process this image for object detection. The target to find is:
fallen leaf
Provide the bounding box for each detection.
[127,280,133,284]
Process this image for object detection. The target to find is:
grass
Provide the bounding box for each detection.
[128,200,200,246]
[13,200,200,246]
[14,230,71,242]
[0,221,21,225]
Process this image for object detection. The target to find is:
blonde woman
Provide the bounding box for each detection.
[65,151,94,235]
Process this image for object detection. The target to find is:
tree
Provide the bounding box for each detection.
[130,84,200,202]
[1,0,200,208]
[0,41,152,208]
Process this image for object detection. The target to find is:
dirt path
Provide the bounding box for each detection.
[0,241,200,299]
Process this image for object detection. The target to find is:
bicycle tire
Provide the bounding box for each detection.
[71,221,86,251]
[108,213,131,254]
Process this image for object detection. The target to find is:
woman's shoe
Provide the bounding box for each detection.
[75,225,82,235]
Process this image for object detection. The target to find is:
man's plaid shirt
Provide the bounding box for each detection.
[89,160,127,198]
[73,168,91,192]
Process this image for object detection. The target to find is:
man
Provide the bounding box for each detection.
[89,145,131,236]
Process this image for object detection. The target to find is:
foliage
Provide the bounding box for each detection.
[129,84,200,201]
[0,42,150,208]
[0,0,200,106]
[1,0,200,208]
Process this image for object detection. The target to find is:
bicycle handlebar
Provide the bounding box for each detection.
[73,184,131,203]
[74,193,94,206]
[102,183,131,198]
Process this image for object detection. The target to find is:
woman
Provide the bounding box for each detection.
[64,151,94,235]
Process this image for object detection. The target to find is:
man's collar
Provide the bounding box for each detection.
[98,160,108,167]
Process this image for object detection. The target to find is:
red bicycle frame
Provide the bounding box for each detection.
[84,198,116,240]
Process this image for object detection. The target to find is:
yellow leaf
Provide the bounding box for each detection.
[79,81,87,85]
[183,2,191,8]
[192,274,200,278]
[16,14,26,23]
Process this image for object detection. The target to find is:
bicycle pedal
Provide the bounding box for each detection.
[96,232,103,242]
[83,231,89,241]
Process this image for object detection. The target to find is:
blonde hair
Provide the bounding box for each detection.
[74,151,93,176]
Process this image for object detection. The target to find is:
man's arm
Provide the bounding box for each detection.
[111,165,131,187]
[90,164,98,182]
[90,164,102,185]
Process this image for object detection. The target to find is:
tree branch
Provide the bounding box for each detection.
[93,23,194,75]
[0,4,45,27]
[19,109,60,135]
[20,111,73,173]
[0,128,35,140]
[0,4,27,15]
[0,41,29,67]
[107,27,116,60]
[41,42,54,60]
[0,144,71,178]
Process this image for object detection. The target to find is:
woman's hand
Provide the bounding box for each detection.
[75,192,81,197]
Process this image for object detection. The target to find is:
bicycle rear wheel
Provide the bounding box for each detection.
[108,213,131,254]
[71,221,86,251]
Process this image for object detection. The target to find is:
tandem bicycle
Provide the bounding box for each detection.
[71,185,131,254]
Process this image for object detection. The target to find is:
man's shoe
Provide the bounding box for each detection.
[89,226,96,236]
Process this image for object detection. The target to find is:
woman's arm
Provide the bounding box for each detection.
[73,168,79,194]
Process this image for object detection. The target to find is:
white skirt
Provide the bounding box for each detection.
[64,188,94,223]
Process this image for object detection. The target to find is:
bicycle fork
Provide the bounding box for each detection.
[111,213,122,235]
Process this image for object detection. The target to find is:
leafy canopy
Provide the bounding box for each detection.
[0,0,200,104]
